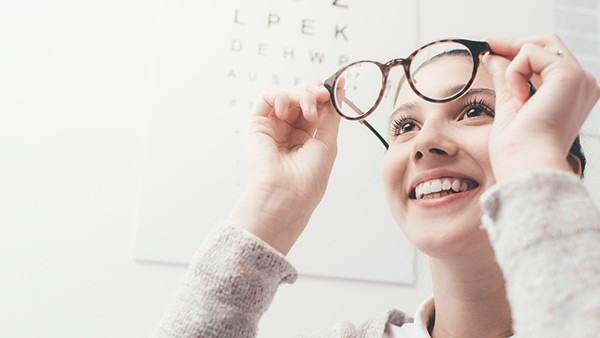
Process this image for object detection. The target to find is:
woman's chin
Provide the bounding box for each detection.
[404,219,491,259]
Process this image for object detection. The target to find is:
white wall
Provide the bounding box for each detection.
[2,1,592,337]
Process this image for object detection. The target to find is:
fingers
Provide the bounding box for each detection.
[502,42,566,103]
[253,81,331,124]
[484,34,595,105]
[250,81,339,147]
[482,54,520,118]
[484,34,599,152]
[482,53,522,102]
[313,102,341,151]
[485,34,576,61]
[504,43,566,102]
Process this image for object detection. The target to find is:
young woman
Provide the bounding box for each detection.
[153,35,600,337]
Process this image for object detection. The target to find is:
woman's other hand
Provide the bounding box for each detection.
[229,81,340,255]
[483,34,599,182]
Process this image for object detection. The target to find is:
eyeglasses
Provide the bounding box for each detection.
[324,39,491,149]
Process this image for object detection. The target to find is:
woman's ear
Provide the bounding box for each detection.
[567,153,583,177]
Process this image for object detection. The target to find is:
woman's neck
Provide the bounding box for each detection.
[428,246,513,338]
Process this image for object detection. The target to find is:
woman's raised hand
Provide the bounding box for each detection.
[483,34,599,182]
[229,81,340,255]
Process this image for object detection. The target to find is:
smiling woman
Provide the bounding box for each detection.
[152,35,600,338]
[382,51,499,262]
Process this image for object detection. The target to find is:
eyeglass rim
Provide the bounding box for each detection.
[324,38,491,121]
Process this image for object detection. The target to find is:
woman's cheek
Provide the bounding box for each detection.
[474,129,496,186]
[381,151,409,214]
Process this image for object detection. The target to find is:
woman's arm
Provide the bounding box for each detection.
[152,220,297,338]
[152,81,341,337]
[481,170,600,337]
[483,34,600,337]
[229,81,340,255]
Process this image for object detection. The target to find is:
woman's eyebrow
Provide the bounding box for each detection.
[442,84,496,98]
[391,101,417,116]
[389,101,417,126]
[461,87,495,98]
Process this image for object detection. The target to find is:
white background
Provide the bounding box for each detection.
[1,1,598,337]
[133,0,419,286]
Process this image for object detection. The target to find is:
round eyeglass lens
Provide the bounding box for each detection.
[408,41,475,101]
[333,61,383,120]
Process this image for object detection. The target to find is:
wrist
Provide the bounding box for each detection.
[492,148,572,183]
[229,186,316,255]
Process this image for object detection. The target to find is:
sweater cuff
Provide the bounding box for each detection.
[193,218,298,285]
[153,220,298,338]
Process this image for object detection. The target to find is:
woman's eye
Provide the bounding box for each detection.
[400,121,415,133]
[462,103,494,119]
[391,118,420,136]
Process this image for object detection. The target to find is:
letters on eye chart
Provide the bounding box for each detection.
[224,1,353,111]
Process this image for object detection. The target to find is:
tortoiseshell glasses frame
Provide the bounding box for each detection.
[323,39,491,149]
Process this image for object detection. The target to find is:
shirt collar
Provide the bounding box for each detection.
[414,295,435,336]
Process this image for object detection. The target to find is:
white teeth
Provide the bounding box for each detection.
[442,179,452,191]
[422,181,431,195]
[430,179,442,193]
[422,191,452,200]
[414,178,474,199]
[451,179,461,192]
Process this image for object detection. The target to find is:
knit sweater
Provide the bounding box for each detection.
[152,171,600,337]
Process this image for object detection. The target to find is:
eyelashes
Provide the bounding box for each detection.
[389,115,417,137]
[461,97,495,119]
[389,96,495,137]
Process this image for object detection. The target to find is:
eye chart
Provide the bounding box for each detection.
[134,0,418,283]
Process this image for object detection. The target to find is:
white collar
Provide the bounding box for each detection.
[414,295,435,334]
[386,296,514,338]
[385,296,434,337]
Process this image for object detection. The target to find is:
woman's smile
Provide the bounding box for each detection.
[409,176,479,200]
[405,169,482,210]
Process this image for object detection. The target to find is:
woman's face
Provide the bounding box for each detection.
[382,56,496,258]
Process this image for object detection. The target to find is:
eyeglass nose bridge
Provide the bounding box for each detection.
[381,57,410,80]
[378,58,411,102]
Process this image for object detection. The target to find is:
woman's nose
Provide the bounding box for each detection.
[415,147,449,159]
[412,123,458,161]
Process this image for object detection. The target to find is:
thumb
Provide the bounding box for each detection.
[482,54,512,105]
[482,54,522,125]
[313,103,341,153]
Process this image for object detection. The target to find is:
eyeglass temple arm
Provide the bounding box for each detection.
[342,98,389,150]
